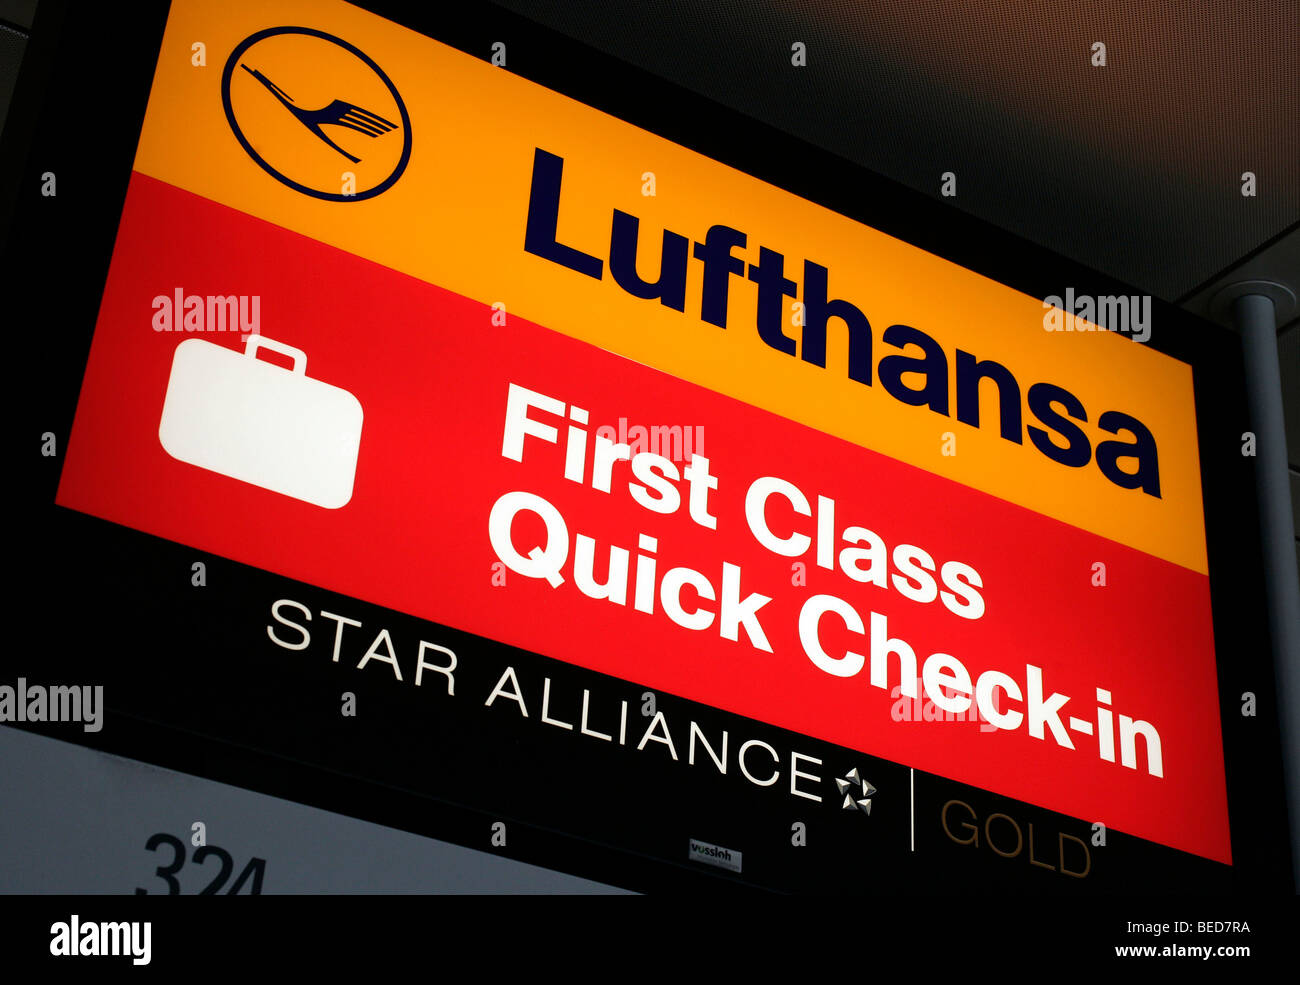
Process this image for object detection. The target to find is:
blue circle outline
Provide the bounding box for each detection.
[221,26,412,202]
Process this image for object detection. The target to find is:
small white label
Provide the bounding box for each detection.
[688,838,742,873]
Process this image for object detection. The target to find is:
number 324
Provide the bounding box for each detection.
[135,832,266,895]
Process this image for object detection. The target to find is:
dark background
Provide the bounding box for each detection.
[0,0,1294,897]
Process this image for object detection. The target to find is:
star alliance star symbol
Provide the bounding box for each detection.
[836,767,876,814]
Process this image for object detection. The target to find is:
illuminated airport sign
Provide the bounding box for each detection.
[56,0,1227,864]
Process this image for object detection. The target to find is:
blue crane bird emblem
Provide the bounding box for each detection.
[240,63,399,164]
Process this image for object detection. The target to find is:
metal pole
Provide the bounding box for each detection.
[1234,292,1300,892]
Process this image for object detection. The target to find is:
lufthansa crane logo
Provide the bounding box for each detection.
[221,27,412,202]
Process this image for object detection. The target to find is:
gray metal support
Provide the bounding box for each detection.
[1233,291,1300,892]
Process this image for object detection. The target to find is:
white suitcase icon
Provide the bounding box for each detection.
[159,334,363,509]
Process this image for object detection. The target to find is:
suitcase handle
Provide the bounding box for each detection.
[244,334,307,374]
